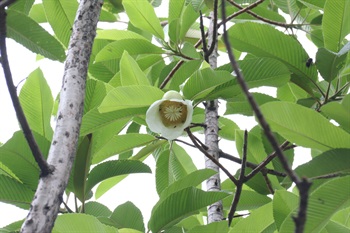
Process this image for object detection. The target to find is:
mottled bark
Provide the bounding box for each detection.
[205,11,223,223]
[20,1,102,232]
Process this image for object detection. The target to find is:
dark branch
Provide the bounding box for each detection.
[205,0,218,61]
[220,1,311,232]
[0,0,16,8]
[199,10,208,55]
[0,7,53,176]
[159,60,184,89]
[227,130,248,225]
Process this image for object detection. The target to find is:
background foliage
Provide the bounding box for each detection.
[1,0,350,232]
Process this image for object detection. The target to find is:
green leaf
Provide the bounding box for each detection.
[226,93,277,116]
[92,133,156,164]
[316,48,347,82]
[123,0,164,40]
[19,68,53,140]
[324,220,350,233]
[84,79,113,114]
[8,0,35,15]
[227,22,317,93]
[218,117,240,141]
[273,0,300,19]
[229,203,275,232]
[0,174,34,207]
[321,94,350,133]
[273,190,299,231]
[188,221,229,233]
[84,201,112,218]
[42,0,77,48]
[168,60,202,91]
[260,101,350,151]
[29,4,47,23]
[73,136,92,202]
[0,131,50,190]
[182,68,233,101]
[98,85,164,113]
[282,149,350,189]
[120,51,150,86]
[85,160,151,194]
[81,107,146,135]
[110,201,145,232]
[277,82,309,103]
[323,0,350,52]
[52,213,118,233]
[156,143,197,195]
[95,39,163,62]
[160,169,217,199]
[7,9,65,61]
[148,187,229,233]
[96,29,148,41]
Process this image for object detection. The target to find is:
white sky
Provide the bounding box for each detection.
[0,0,317,228]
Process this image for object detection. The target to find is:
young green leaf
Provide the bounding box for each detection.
[110,202,145,232]
[120,51,150,86]
[123,0,164,40]
[316,48,347,82]
[19,68,53,140]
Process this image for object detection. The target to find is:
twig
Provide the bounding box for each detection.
[227,130,248,225]
[185,128,238,185]
[310,172,349,180]
[0,6,53,176]
[199,10,208,55]
[262,170,275,194]
[224,0,305,28]
[220,1,311,232]
[205,0,218,61]
[0,0,16,8]
[219,151,286,177]
[159,60,184,89]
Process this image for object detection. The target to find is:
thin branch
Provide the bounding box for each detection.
[262,170,275,194]
[220,1,311,232]
[205,0,218,61]
[0,0,15,8]
[245,141,290,180]
[185,128,238,185]
[224,0,305,28]
[310,172,349,180]
[0,6,53,176]
[227,130,248,225]
[159,60,184,89]
[199,10,208,55]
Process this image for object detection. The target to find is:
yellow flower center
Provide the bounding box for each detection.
[159,100,187,127]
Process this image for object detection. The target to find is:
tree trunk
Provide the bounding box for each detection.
[205,11,223,223]
[20,1,102,232]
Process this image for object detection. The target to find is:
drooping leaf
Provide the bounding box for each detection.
[52,213,118,233]
[148,187,229,233]
[19,68,53,140]
[273,190,299,231]
[322,0,350,52]
[260,101,350,151]
[110,201,145,232]
[85,160,151,194]
[120,51,150,86]
[95,39,163,62]
[98,85,164,113]
[7,9,65,61]
[8,0,35,15]
[42,0,77,48]
[123,0,164,40]
[28,4,47,23]
[227,22,317,94]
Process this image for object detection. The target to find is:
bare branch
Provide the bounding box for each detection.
[220,0,311,231]
[159,60,184,89]
[0,6,53,176]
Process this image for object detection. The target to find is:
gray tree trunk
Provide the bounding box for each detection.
[205,11,223,223]
[20,1,102,232]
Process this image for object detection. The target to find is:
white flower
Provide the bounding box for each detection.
[146,91,193,140]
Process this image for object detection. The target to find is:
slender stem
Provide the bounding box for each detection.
[205,0,218,61]
[0,7,53,176]
[199,10,208,55]
[159,60,184,89]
